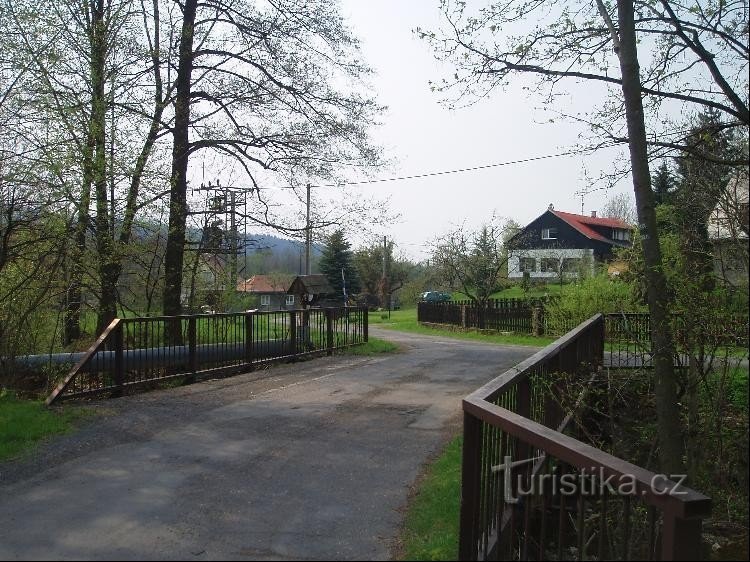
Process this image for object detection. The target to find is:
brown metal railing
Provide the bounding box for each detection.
[459,313,711,561]
[46,306,368,406]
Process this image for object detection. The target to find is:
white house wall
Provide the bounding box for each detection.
[508,249,595,279]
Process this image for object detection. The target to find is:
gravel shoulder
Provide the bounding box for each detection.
[0,327,534,561]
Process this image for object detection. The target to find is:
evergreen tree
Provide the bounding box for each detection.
[319,230,360,298]
[652,161,676,206]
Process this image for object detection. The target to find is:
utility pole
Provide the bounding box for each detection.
[381,235,390,318]
[229,188,237,283]
[305,183,311,275]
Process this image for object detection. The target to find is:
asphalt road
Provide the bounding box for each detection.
[0,328,535,561]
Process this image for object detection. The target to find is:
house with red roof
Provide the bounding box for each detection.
[237,274,296,310]
[507,205,633,280]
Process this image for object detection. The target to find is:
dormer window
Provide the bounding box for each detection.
[541,228,558,240]
[612,229,630,241]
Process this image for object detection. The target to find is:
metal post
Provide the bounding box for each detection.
[326,309,334,355]
[188,316,197,378]
[459,410,483,561]
[245,312,254,366]
[305,183,311,275]
[363,306,369,342]
[289,310,297,358]
[113,321,124,397]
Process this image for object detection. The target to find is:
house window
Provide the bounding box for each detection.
[519,257,536,272]
[541,228,558,240]
[540,258,560,273]
[260,295,271,306]
[562,258,581,272]
[285,295,295,307]
[612,229,630,241]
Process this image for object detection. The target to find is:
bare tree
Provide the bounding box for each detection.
[602,192,637,225]
[432,219,516,325]
[161,0,385,320]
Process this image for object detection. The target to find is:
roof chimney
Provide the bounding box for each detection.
[548,204,554,211]
[591,210,597,218]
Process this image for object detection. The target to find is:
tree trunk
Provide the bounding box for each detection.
[162,0,198,324]
[616,0,684,475]
[87,0,118,334]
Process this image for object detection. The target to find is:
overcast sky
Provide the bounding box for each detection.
[332,0,634,260]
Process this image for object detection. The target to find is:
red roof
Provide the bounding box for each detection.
[551,210,632,244]
[237,274,292,293]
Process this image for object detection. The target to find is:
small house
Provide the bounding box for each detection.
[287,274,341,308]
[507,205,634,280]
[237,274,296,310]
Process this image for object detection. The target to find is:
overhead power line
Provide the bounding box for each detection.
[254,146,615,192]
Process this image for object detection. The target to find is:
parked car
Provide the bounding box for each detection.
[421,291,452,303]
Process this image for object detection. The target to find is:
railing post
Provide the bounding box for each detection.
[661,514,703,561]
[459,410,483,561]
[188,316,197,380]
[461,305,467,329]
[363,306,369,342]
[289,310,297,358]
[245,312,254,366]
[113,321,124,397]
[326,309,334,355]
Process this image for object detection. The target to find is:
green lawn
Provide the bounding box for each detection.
[401,436,462,561]
[370,309,554,348]
[0,392,91,461]
[452,282,568,301]
[344,336,399,355]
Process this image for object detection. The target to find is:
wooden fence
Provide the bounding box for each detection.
[46,306,368,405]
[459,314,711,560]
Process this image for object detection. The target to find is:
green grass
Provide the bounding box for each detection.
[0,392,91,461]
[452,282,568,301]
[727,366,749,410]
[370,309,554,348]
[344,336,399,355]
[401,436,462,561]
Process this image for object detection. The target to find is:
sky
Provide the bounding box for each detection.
[218,1,636,261]
[330,0,634,260]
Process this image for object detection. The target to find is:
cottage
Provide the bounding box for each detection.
[507,205,633,280]
[287,274,341,308]
[237,274,296,310]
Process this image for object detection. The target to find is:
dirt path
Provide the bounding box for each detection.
[0,328,536,560]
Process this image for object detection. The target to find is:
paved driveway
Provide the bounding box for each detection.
[0,328,535,560]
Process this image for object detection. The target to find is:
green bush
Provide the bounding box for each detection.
[544,274,642,334]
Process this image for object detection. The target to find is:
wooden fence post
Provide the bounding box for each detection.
[532,306,542,337]
[661,515,703,561]
[459,410,483,561]
[461,305,467,329]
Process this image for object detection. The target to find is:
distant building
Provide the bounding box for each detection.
[709,171,749,286]
[237,274,296,310]
[507,205,634,280]
[287,274,341,308]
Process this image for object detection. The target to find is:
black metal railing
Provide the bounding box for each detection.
[46,306,368,405]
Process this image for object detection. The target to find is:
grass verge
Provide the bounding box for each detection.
[344,336,399,355]
[401,436,462,561]
[0,392,91,461]
[370,309,554,348]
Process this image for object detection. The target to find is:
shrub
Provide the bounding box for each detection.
[544,274,642,334]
